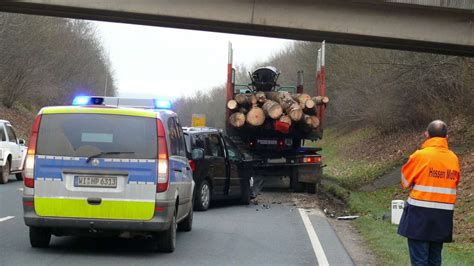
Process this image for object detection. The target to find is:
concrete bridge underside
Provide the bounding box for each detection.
[1,0,473,56]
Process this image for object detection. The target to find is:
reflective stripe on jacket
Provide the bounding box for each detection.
[401,137,460,210]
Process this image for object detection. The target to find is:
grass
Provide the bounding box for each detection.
[314,128,401,188]
[350,188,474,266]
[315,127,474,265]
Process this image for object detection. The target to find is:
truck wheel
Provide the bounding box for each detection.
[306,183,316,194]
[194,180,211,211]
[155,212,177,253]
[0,161,10,184]
[178,204,193,232]
[29,227,51,248]
[291,180,305,193]
[15,173,23,181]
[240,178,251,205]
[290,168,305,192]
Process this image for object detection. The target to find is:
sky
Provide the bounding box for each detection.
[96,21,292,99]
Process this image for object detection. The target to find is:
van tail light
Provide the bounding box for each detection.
[188,159,195,172]
[156,119,169,193]
[24,115,42,188]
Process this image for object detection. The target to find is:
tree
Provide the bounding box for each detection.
[0,12,117,109]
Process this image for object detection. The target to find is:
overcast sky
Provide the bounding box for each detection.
[96,21,292,99]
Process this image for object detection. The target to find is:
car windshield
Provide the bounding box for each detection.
[36,113,157,159]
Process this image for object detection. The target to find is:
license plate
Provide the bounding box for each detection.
[257,139,277,145]
[74,176,117,188]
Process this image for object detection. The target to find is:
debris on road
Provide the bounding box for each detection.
[337,215,359,220]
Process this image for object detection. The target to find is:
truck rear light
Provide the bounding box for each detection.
[249,140,256,148]
[156,119,169,193]
[23,115,42,188]
[188,159,196,172]
[302,156,321,164]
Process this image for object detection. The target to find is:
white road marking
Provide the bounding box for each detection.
[299,208,329,266]
[0,216,15,222]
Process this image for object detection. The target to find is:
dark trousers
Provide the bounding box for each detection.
[408,238,443,266]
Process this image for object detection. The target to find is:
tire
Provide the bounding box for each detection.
[178,204,193,232]
[15,172,23,181]
[290,167,305,192]
[29,227,51,248]
[155,213,177,253]
[240,178,251,205]
[306,183,316,194]
[194,180,211,211]
[0,160,10,184]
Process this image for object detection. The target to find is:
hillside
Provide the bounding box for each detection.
[317,118,473,265]
[0,105,36,140]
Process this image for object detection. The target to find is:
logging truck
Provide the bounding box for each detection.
[225,42,327,193]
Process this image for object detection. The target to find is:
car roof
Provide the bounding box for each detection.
[0,120,10,124]
[182,127,223,135]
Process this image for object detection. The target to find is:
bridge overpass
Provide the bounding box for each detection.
[1,0,473,56]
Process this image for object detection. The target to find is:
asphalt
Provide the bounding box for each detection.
[0,177,353,266]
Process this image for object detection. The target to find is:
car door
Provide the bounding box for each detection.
[167,117,193,219]
[206,134,226,196]
[5,124,22,171]
[223,136,243,197]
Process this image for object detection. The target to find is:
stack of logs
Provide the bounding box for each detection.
[227,91,329,131]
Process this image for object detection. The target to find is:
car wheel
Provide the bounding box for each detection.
[15,172,23,181]
[194,180,211,211]
[29,227,51,248]
[240,178,251,205]
[178,204,193,232]
[0,161,10,184]
[155,212,177,253]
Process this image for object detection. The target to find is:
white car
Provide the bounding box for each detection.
[0,120,27,184]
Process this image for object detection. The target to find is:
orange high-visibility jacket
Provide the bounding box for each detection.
[401,137,460,210]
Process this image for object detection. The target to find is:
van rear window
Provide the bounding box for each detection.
[36,114,157,159]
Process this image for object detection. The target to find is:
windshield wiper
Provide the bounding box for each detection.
[86,151,135,163]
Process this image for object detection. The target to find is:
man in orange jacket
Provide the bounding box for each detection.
[398,120,461,266]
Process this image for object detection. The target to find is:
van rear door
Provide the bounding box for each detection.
[34,112,158,221]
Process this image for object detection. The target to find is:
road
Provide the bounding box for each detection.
[1,177,353,266]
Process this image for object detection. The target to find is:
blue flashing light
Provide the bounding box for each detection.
[72,96,104,106]
[72,96,91,106]
[154,99,172,109]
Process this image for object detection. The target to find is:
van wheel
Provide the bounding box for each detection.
[0,161,10,184]
[15,173,23,181]
[194,180,211,211]
[155,213,177,252]
[240,178,251,205]
[178,204,193,232]
[29,227,51,248]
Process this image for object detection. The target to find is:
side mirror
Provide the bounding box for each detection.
[191,148,205,160]
[18,139,26,145]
